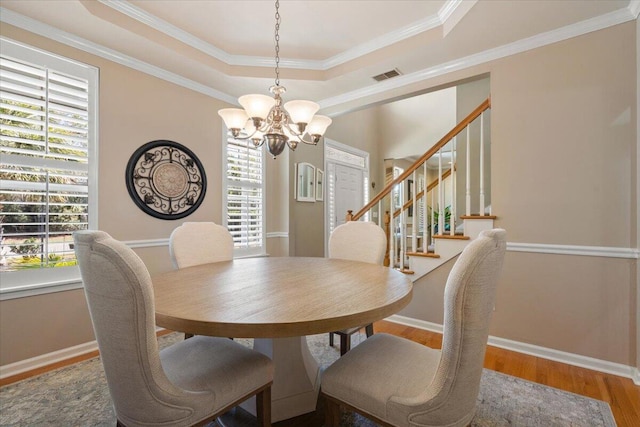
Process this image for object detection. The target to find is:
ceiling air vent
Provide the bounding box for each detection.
[372,68,402,82]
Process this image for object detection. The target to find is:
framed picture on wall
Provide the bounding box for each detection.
[316,169,324,201]
[296,162,316,202]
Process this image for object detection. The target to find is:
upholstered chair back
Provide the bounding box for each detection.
[74,231,214,425]
[389,229,507,425]
[169,222,233,268]
[328,221,386,265]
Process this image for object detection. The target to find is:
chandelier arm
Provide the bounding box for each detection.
[298,134,320,146]
[283,121,304,138]
[230,128,261,141]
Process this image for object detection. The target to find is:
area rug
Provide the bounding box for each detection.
[0,332,616,426]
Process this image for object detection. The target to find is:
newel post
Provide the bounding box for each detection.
[383,211,391,267]
[345,210,353,221]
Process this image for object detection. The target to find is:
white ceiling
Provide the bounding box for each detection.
[1,0,637,115]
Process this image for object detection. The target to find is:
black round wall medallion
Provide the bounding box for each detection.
[125,140,207,220]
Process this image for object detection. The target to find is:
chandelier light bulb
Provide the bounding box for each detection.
[306,115,332,137]
[284,100,319,126]
[218,108,249,136]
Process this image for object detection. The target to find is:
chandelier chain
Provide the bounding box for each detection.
[274,0,281,87]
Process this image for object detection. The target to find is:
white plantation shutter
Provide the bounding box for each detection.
[224,136,265,256]
[0,38,98,294]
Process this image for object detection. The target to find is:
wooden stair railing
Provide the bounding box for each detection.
[349,97,490,222]
[392,168,453,220]
[346,97,491,271]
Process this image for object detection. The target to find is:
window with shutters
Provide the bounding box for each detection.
[0,38,98,297]
[223,134,265,257]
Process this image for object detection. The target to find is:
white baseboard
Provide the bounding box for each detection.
[0,328,168,381]
[0,340,98,380]
[387,315,640,385]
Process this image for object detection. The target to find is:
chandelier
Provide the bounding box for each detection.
[218,0,331,158]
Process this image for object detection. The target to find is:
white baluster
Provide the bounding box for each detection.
[479,112,485,216]
[430,185,435,247]
[390,187,396,268]
[438,148,443,236]
[449,139,454,235]
[451,136,457,235]
[411,170,417,253]
[399,181,405,270]
[422,161,428,253]
[465,125,471,216]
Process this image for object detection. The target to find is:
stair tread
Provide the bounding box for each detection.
[395,268,415,275]
[460,215,497,219]
[432,234,470,240]
[406,252,441,258]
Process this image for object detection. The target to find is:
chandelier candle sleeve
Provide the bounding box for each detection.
[217,0,331,158]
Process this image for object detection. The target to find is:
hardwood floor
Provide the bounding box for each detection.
[374,320,640,427]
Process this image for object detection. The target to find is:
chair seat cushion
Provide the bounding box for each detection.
[321,333,440,424]
[160,336,273,413]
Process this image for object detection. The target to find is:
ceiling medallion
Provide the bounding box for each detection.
[126,140,207,220]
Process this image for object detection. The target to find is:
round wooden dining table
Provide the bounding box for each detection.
[152,256,412,422]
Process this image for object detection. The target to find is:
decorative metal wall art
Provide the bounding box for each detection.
[126,140,207,220]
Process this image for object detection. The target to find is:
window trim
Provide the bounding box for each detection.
[0,37,99,298]
[221,128,266,258]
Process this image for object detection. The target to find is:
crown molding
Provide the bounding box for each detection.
[0,7,237,105]
[96,0,324,70]
[99,0,459,71]
[629,0,640,18]
[321,13,443,70]
[318,5,638,111]
[2,3,636,111]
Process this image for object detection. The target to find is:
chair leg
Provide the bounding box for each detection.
[365,323,374,338]
[329,332,334,347]
[340,334,350,356]
[256,386,271,427]
[324,396,341,427]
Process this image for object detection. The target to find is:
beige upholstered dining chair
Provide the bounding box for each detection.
[169,222,234,338]
[169,221,234,269]
[321,229,507,427]
[328,220,387,355]
[74,231,273,427]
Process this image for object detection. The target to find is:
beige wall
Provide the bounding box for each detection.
[266,151,290,257]
[289,139,325,257]
[288,107,383,257]
[455,78,491,217]
[377,87,457,161]
[0,20,637,371]
[338,22,638,366]
[0,24,231,365]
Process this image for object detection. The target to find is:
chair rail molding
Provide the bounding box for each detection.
[507,242,639,259]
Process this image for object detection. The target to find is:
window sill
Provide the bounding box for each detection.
[0,279,84,301]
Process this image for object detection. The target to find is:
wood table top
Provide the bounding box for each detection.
[152,257,413,338]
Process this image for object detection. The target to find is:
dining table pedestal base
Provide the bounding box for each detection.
[239,336,321,422]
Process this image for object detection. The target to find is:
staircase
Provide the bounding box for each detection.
[345,97,494,281]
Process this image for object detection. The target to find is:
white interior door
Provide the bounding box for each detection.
[334,163,364,227]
